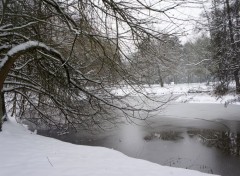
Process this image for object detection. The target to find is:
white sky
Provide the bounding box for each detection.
[94,0,212,54]
[124,0,212,49]
[130,0,211,44]
[167,0,211,44]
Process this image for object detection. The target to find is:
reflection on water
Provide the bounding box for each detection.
[187,129,240,156]
[39,125,240,176]
[144,131,184,141]
[38,103,240,176]
[144,129,240,156]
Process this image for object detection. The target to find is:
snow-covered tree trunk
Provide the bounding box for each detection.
[0,58,14,130]
[0,92,6,131]
[0,41,64,131]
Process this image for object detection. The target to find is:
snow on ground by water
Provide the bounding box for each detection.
[175,93,240,105]
[0,118,218,176]
[0,83,236,176]
[111,83,240,105]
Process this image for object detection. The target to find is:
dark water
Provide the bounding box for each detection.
[39,103,240,176]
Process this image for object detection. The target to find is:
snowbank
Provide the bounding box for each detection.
[175,93,240,105]
[111,83,212,96]
[111,83,240,105]
[0,119,218,176]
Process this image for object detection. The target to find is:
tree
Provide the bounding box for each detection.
[182,35,212,84]
[208,0,240,94]
[131,35,182,86]
[0,0,200,131]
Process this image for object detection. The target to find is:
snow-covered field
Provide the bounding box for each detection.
[112,83,240,105]
[0,118,218,176]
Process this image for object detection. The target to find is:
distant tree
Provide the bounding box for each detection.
[131,35,182,86]
[182,35,212,84]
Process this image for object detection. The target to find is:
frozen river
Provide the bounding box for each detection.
[39,103,240,176]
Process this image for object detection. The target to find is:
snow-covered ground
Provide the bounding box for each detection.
[0,118,218,176]
[112,83,240,105]
[1,83,236,176]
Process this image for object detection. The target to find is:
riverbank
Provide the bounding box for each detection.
[0,118,218,176]
[111,83,240,105]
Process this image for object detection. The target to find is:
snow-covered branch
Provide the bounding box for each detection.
[0,41,63,70]
[186,59,210,66]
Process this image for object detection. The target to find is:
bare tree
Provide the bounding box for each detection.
[131,35,181,86]
[0,0,200,131]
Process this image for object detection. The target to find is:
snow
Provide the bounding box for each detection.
[0,82,237,176]
[111,83,240,105]
[0,118,218,176]
[0,41,62,70]
[175,93,240,105]
[111,83,210,96]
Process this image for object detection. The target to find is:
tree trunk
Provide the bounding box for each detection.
[0,42,58,131]
[0,44,19,132]
[234,0,240,94]
[0,48,14,132]
[0,92,6,131]
[0,93,3,131]
[0,96,2,131]
[157,65,164,87]
[234,70,240,94]
[226,0,240,94]
[160,77,164,87]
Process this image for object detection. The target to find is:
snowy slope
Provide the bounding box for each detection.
[0,119,219,176]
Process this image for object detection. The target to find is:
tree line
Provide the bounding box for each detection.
[131,0,240,96]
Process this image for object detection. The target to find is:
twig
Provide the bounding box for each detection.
[47,156,54,167]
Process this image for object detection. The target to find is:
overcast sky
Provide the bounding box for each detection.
[169,0,211,43]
